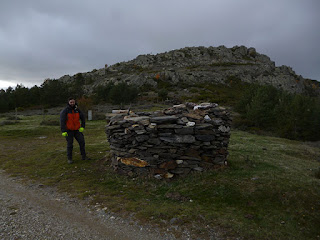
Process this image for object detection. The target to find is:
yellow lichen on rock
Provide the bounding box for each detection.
[117,157,148,167]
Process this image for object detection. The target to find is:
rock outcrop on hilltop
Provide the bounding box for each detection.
[57,45,319,95]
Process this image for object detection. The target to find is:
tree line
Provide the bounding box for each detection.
[0,80,139,113]
[234,84,320,141]
[1,78,320,141]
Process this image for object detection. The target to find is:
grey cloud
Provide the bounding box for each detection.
[0,0,319,88]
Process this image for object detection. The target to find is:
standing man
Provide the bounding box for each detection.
[60,97,90,164]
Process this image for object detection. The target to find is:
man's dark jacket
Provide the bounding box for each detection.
[60,104,85,132]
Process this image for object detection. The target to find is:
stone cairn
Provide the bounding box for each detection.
[105,103,231,179]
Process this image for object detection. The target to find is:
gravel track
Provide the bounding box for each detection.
[0,170,178,240]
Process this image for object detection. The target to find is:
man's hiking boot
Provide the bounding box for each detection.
[82,156,91,161]
[68,158,73,164]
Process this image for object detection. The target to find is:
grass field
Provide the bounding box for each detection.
[0,114,319,239]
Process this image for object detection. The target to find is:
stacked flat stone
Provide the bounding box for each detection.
[105,103,231,179]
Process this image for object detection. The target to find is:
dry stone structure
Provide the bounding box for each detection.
[105,103,231,179]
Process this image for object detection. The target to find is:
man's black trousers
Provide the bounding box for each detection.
[65,130,86,160]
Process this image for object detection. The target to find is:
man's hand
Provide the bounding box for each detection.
[62,132,68,137]
[79,127,84,133]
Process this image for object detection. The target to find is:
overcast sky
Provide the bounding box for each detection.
[0,0,319,90]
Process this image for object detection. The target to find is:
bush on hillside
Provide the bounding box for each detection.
[158,89,168,101]
[109,82,139,104]
[93,83,115,103]
[93,82,138,104]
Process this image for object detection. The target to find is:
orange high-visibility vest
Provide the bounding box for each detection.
[66,110,81,130]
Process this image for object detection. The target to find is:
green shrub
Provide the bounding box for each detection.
[109,82,139,104]
[93,83,115,103]
[139,83,155,92]
[158,89,168,101]
[156,79,172,89]
[189,88,199,93]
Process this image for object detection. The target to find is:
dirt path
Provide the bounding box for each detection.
[0,170,178,240]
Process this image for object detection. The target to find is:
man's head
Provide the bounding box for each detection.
[68,97,76,107]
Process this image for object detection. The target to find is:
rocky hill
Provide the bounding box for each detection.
[57,45,319,95]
